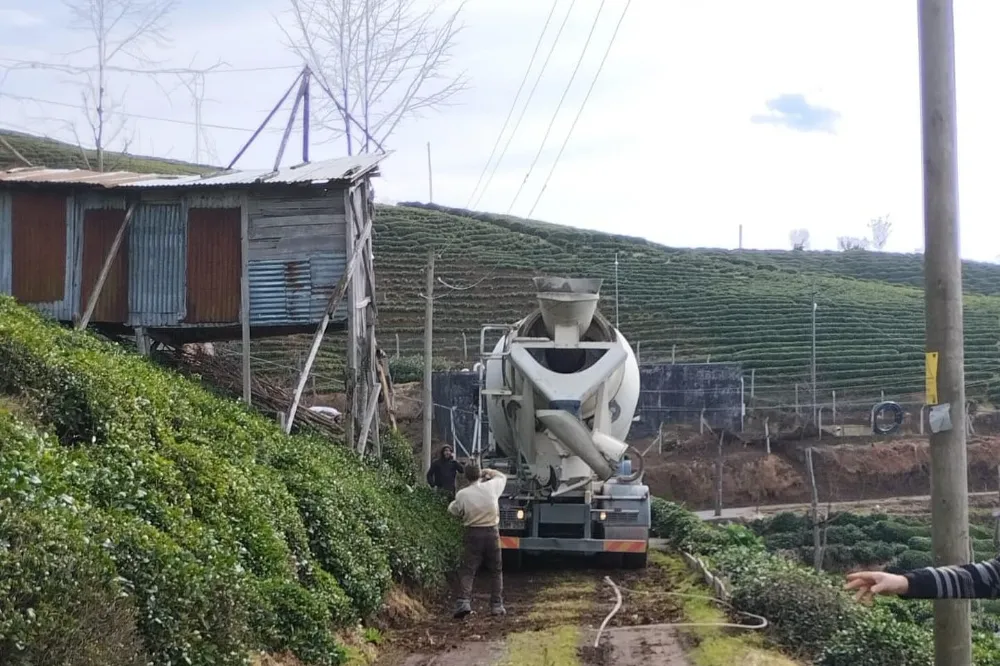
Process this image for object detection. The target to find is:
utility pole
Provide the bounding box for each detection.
[812,301,818,425]
[614,252,620,329]
[422,249,435,479]
[427,142,434,203]
[919,1,971,664]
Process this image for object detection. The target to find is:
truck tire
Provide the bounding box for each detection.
[623,551,648,569]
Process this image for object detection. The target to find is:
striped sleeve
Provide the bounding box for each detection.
[901,558,1000,599]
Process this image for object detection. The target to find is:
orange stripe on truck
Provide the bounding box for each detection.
[603,539,647,553]
[499,536,520,550]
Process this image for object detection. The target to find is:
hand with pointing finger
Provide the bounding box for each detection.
[844,571,909,603]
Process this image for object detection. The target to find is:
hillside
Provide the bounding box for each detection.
[0,129,214,175]
[5,133,1000,406]
[0,296,459,665]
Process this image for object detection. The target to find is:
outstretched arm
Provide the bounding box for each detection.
[846,558,1000,601]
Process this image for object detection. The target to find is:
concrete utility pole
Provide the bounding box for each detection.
[422,249,435,479]
[918,1,971,663]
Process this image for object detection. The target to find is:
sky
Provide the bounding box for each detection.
[1,1,998,260]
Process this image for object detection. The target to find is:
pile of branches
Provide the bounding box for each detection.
[158,346,343,439]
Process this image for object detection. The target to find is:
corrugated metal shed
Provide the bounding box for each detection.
[0,167,161,186]
[0,154,388,190]
[125,153,387,188]
[129,203,186,327]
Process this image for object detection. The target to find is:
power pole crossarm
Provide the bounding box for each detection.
[918,0,972,663]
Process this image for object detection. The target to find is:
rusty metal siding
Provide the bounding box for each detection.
[0,193,10,295]
[129,202,186,327]
[186,207,241,324]
[11,192,67,304]
[309,253,348,321]
[80,207,129,323]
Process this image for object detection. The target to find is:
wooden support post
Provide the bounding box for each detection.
[284,215,374,434]
[356,382,382,457]
[378,356,398,431]
[714,430,724,518]
[77,201,138,330]
[240,197,251,404]
[806,447,822,571]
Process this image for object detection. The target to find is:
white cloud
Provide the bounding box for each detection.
[1,0,999,260]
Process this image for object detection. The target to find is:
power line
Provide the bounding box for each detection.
[0,91,274,133]
[507,0,607,215]
[527,0,631,218]
[465,0,560,208]
[469,0,578,211]
[0,57,301,75]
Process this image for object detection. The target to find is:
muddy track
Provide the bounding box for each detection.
[375,557,691,666]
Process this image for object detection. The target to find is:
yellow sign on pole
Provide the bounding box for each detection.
[925,351,939,405]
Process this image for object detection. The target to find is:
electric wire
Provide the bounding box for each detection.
[465,0,560,208]
[469,0,578,211]
[527,0,631,218]
[506,0,607,215]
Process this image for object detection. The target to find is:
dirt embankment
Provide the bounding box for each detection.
[644,433,1000,511]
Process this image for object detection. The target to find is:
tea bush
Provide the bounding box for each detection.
[650,498,1000,663]
[0,297,461,665]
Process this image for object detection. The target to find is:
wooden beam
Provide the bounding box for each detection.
[357,382,382,455]
[378,354,397,431]
[77,201,137,330]
[284,212,375,434]
[240,194,251,404]
[274,70,309,172]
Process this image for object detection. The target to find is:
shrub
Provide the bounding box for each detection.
[730,561,858,657]
[764,532,801,551]
[0,297,461,664]
[887,549,934,572]
[818,608,932,666]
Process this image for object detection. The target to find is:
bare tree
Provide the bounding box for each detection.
[63,0,177,170]
[789,228,810,251]
[837,236,871,251]
[868,215,892,250]
[284,0,469,155]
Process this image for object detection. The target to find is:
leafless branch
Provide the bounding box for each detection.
[283,0,468,154]
[62,0,180,169]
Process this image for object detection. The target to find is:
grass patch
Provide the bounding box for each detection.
[502,626,582,666]
[650,552,799,666]
[526,577,595,624]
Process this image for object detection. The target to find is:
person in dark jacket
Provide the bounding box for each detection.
[426,446,464,500]
[846,557,1000,601]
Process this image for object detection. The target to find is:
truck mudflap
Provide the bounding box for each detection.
[499,536,647,553]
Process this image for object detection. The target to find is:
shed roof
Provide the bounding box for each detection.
[0,153,388,190]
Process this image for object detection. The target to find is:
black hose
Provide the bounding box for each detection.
[872,401,904,435]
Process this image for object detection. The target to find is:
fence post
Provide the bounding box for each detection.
[920,404,929,435]
[740,377,745,432]
[832,390,837,424]
[462,332,468,361]
[806,447,822,571]
[636,341,642,363]
[765,417,771,455]
[395,333,400,359]
[714,430,724,517]
[817,407,825,440]
[671,344,676,364]
[795,384,800,414]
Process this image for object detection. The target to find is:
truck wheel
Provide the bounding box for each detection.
[502,549,523,571]
[623,551,648,569]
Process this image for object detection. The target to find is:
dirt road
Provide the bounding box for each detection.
[373,556,692,666]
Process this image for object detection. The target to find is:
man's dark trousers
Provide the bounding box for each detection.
[457,526,503,605]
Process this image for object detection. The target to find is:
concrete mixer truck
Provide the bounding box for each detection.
[476,277,650,568]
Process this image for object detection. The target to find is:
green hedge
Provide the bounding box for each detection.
[651,498,938,664]
[0,297,461,665]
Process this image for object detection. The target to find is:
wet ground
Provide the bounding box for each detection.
[372,554,691,666]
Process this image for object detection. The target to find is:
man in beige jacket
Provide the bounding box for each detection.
[448,463,507,618]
